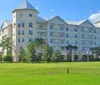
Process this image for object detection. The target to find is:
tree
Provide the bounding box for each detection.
[19,47,26,62]
[0,54,2,63]
[65,45,73,61]
[0,37,12,55]
[72,46,78,61]
[73,46,78,53]
[65,45,78,61]
[27,41,36,62]
[42,45,53,63]
[3,54,12,62]
[52,50,61,62]
[90,47,96,55]
[90,47,100,59]
[34,38,45,54]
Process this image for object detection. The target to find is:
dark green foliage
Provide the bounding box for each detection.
[34,38,45,48]
[19,47,26,62]
[90,47,100,59]
[3,54,12,62]
[42,45,53,63]
[0,37,12,54]
[52,50,62,62]
[27,41,36,62]
[0,54,2,63]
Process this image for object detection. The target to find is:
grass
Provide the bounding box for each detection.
[0,62,100,85]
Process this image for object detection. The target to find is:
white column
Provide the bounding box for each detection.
[47,23,50,45]
[72,50,74,61]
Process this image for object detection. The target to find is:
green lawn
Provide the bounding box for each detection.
[0,62,100,85]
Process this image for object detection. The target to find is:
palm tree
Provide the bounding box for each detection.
[72,46,78,61]
[65,45,73,61]
[90,47,100,59]
[65,45,78,61]
[90,47,95,55]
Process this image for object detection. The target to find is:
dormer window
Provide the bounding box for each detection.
[29,14,32,17]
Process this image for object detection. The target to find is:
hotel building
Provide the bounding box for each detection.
[0,0,100,62]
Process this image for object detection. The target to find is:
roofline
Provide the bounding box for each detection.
[1,20,12,29]
[47,15,68,25]
[79,19,95,27]
[12,8,39,14]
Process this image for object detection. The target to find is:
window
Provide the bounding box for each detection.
[50,24,54,30]
[18,24,21,27]
[61,40,65,44]
[75,41,78,45]
[61,47,64,50]
[29,23,33,27]
[75,34,78,38]
[29,30,33,35]
[50,39,53,44]
[22,23,24,27]
[29,14,32,17]
[74,28,77,32]
[89,41,93,45]
[95,42,97,45]
[94,36,96,39]
[70,29,73,32]
[22,38,24,42]
[18,23,24,28]
[50,32,53,37]
[20,14,23,17]
[66,27,69,31]
[29,38,33,42]
[18,31,20,35]
[18,38,20,42]
[60,26,64,31]
[94,30,96,33]
[60,33,65,37]
[66,34,69,38]
[66,40,69,44]
[39,25,43,30]
[22,30,24,35]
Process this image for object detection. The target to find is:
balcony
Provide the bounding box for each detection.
[38,28,46,32]
[38,33,47,39]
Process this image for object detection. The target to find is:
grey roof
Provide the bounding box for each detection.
[13,0,38,13]
[48,15,68,25]
[66,20,87,25]
[66,20,79,25]
[5,20,12,25]
[36,17,47,23]
[0,20,12,30]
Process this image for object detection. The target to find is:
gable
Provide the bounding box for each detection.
[48,16,67,25]
[1,21,8,29]
[79,20,95,27]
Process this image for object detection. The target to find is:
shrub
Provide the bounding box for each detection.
[0,54,2,63]
[3,54,12,62]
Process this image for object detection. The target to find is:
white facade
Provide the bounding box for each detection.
[1,0,100,62]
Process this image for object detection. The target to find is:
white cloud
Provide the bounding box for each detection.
[50,9,54,12]
[89,12,100,21]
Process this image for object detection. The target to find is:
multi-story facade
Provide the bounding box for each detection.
[0,0,100,62]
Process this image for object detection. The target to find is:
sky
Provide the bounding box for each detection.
[0,0,100,24]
